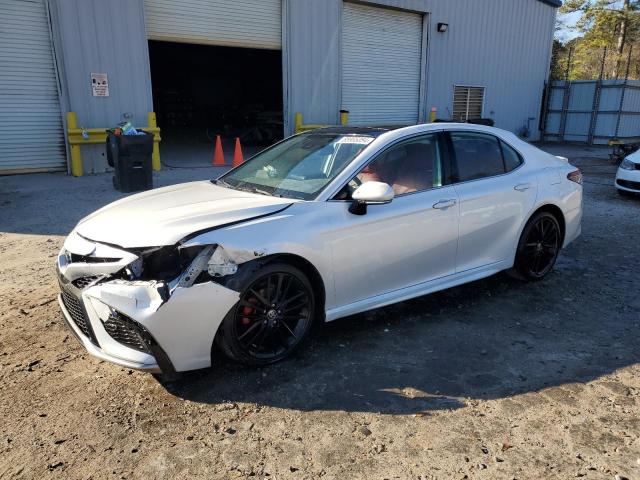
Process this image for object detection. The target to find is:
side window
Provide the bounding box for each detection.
[359,134,442,196]
[450,132,505,182]
[334,134,443,200]
[500,140,523,172]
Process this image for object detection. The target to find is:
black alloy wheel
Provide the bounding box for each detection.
[217,263,315,365]
[513,212,562,281]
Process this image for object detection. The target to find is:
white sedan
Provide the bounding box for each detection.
[56,124,583,374]
[615,149,640,195]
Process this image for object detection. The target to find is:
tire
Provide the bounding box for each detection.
[511,212,562,281]
[215,262,316,366]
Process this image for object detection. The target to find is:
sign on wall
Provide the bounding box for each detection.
[91,72,109,97]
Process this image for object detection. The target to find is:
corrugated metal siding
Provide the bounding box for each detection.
[341,3,423,125]
[284,0,341,132]
[597,79,640,139]
[51,0,556,144]
[546,79,640,143]
[422,0,556,141]
[144,0,281,50]
[52,0,153,174]
[564,81,595,141]
[285,0,556,139]
[0,0,66,173]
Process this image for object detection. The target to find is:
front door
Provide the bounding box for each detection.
[327,133,459,307]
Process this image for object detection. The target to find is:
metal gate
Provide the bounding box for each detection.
[542,79,640,144]
[542,47,640,145]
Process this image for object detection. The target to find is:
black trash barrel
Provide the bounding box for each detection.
[106,131,154,193]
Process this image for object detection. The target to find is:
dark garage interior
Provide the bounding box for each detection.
[148,40,284,165]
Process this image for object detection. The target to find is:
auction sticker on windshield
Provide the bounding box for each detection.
[336,136,374,145]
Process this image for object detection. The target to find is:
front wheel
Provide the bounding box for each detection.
[511,212,562,281]
[216,262,316,366]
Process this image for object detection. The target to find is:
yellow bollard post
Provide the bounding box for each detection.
[294,112,303,133]
[147,112,161,171]
[429,107,437,123]
[66,112,83,177]
[340,109,349,125]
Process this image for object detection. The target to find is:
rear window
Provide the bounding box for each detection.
[500,140,523,172]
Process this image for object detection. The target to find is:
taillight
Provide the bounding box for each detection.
[567,169,582,185]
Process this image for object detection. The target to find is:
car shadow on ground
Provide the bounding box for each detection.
[158,264,640,415]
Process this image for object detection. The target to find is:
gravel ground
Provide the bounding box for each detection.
[0,146,639,480]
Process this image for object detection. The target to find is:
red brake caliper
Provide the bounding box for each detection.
[241,297,258,325]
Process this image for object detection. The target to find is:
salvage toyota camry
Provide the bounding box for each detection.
[56,124,583,374]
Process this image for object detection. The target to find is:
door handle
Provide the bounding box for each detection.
[514,183,532,192]
[433,199,457,209]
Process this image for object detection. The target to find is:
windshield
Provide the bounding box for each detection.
[216,133,375,200]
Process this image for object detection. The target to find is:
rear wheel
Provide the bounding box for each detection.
[511,212,561,281]
[216,262,316,366]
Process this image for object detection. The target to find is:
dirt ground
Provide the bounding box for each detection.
[0,145,639,480]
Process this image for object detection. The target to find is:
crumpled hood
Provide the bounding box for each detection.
[75,181,294,248]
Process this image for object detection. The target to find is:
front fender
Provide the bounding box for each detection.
[181,202,337,309]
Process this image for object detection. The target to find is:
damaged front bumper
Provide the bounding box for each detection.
[56,232,241,373]
[57,287,163,373]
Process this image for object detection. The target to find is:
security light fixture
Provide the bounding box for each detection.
[437,23,448,33]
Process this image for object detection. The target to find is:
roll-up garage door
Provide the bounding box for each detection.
[0,0,66,173]
[341,3,423,125]
[144,0,281,50]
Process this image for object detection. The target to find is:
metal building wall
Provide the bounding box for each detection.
[49,0,557,172]
[284,0,341,135]
[422,0,556,141]
[285,0,556,140]
[51,0,153,173]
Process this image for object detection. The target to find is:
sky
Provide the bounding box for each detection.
[556,10,582,42]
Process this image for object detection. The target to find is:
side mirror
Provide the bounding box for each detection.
[349,181,394,215]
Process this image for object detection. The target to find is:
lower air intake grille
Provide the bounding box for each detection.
[103,312,152,354]
[617,179,640,190]
[72,275,101,290]
[60,288,99,346]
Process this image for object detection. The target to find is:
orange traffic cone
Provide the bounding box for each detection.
[212,135,225,166]
[232,137,244,167]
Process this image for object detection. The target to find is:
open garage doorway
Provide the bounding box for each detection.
[148,41,283,167]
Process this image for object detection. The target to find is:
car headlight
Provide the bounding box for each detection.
[132,245,208,281]
[620,158,636,170]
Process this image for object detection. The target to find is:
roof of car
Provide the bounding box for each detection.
[304,125,407,136]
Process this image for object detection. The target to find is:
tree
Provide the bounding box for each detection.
[558,0,640,79]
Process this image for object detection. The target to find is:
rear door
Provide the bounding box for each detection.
[448,131,538,272]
